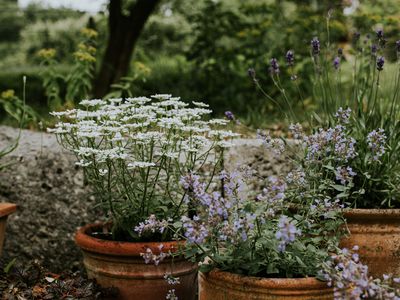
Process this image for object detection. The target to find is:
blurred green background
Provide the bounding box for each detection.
[0,0,399,127]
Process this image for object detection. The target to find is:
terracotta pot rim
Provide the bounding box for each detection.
[75,222,184,256]
[0,203,17,218]
[200,269,329,290]
[344,208,400,220]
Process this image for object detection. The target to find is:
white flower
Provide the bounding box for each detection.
[192,101,209,108]
[151,94,172,100]
[75,159,92,167]
[79,99,106,107]
[99,169,108,176]
[128,162,156,168]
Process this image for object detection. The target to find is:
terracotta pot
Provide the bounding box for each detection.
[0,203,17,256]
[199,269,333,300]
[75,223,197,300]
[340,208,400,277]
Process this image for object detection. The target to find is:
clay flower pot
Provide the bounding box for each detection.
[0,203,17,256]
[340,208,400,277]
[199,269,333,300]
[75,223,197,300]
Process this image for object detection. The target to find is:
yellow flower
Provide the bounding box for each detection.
[1,89,15,100]
[37,48,56,59]
[134,61,151,76]
[74,51,96,62]
[80,28,98,39]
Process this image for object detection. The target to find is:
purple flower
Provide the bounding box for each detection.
[367,128,386,161]
[134,215,169,236]
[257,176,287,203]
[275,215,301,252]
[224,111,235,121]
[335,107,351,124]
[181,216,209,244]
[286,50,294,66]
[333,56,340,70]
[269,58,280,75]
[337,48,343,56]
[335,166,357,185]
[248,68,256,80]
[371,44,378,56]
[376,29,384,39]
[289,123,303,139]
[311,37,320,56]
[376,56,385,71]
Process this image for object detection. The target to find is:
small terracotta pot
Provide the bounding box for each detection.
[0,203,17,256]
[341,208,400,277]
[198,269,333,300]
[75,223,197,300]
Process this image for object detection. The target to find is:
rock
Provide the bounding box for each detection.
[0,126,98,272]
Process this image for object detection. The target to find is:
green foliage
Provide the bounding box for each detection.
[37,28,98,110]
[0,1,24,42]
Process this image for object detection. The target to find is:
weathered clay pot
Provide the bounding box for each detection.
[0,203,17,256]
[199,269,333,300]
[75,223,197,300]
[340,208,400,277]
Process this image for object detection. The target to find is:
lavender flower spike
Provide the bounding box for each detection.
[286,50,294,66]
[275,215,301,252]
[269,58,280,75]
[376,56,385,71]
[311,37,320,56]
[225,111,235,121]
[333,57,340,70]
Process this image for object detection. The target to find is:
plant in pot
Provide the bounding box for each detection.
[250,25,400,277]
[49,94,238,299]
[174,162,347,300]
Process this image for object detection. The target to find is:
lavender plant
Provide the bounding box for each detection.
[49,94,238,240]
[320,246,400,299]
[252,27,400,208]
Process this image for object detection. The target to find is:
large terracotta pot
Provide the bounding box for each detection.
[340,208,400,277]
[0,203,17,256]
[75,223,197,300]
[199,269,333,300]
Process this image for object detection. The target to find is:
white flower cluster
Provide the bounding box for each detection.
[49,95,239,219]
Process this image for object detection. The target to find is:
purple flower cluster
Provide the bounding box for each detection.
[371,44,378,56]
[333,57,340,70]
[288,123,304,139]
[305,125,357,163]
[275,215,301,252]
[257,129,285,155]
[335,166,357,185]
[225,111,235,121]
[269,58,280,75]
[367,128,386,161]
[257,176,287,204]
[377,56,385,71]
[321,246,400,299]
[286,168,306,187]
[334,107,351,124]
[134,214,169,236]
[311,37,320,56]
[181,215,209,244]
[140,244,169,265]
[310,198,344,217]
[286,50,294,66]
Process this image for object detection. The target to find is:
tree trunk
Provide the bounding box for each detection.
[93,0,160,98]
